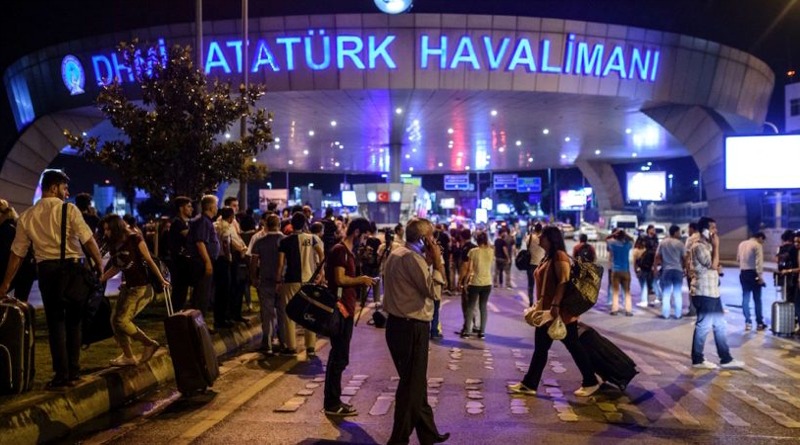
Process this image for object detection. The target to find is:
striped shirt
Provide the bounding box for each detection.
[690,237,719,298]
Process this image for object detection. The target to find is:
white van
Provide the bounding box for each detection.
[609,214,639,237]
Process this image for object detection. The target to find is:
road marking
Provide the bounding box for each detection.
[625,350,662,376]
[679,383,750,427]
[714,381,800,428]
[487,301,500,313]
[754,383,800,409]
[515,291,530,308]
[640,380,700,425]
[753,357,800,380]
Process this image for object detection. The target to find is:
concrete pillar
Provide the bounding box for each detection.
[575,160,624,212]
[644,105,752,260]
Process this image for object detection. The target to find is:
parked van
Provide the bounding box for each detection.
[609,214,639,237]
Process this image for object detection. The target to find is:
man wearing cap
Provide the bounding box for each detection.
[0,170,103,389]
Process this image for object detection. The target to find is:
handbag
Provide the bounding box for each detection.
[81,294,114,348]
[560,255,604,316]
[59,203,100,306]
[515,250,531,271]
[285,255,342,337]
[547,315,567,340]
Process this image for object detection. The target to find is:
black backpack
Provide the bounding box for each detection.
[576,243,595,263]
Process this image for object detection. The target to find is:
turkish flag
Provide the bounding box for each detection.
[377,191,390,202]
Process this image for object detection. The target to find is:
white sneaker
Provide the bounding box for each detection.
[692,360,718,370]
[574,383,601,397]
[720,359,745,370]
[635,302,648,308]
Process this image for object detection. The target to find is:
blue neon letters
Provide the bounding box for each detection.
[89,32,660,86]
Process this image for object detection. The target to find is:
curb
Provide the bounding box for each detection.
[0,317,263,445]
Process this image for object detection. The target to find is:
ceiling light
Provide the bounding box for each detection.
[561,154,567,159]
[594,149,601,155]
[528,157,534,162]
[320,166,324,170]
[438,162,443,167]
[632,152,638,158]
[274,144,280,150]
[334,162,340,167]
[625,128,632,134]
[542,129,549,135]
[303,149,309,155]
[515,140,521,146]
[499,147,505,152]
[339,144,344,149]
[564,137,570,142]
[409,167,414,172]
[288,160,294,165]
[308,130,315,136]
[330,120,337,127]
[447,128,454,134]
[412,148,417,152]
[647,161,653,166]
[334,141,340,145]
[225,133,231,139]
[405,154,411,159]
[275,137,280,142]
[395,107,403,114]
[81,132,87,136]
[490,110,498,116]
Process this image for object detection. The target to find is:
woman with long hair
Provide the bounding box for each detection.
[461,231,494,339]
[100,214,168,367]
[508,226,600,397]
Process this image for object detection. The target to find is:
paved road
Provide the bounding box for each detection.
[73,262,800,445]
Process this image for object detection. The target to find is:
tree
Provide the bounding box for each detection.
[65,39,272,200]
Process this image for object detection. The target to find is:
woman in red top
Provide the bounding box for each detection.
[100,214,169,367]
[508,226,600,397]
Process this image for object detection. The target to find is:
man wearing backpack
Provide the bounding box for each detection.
[635,225,659,308]
[572,233,596,263]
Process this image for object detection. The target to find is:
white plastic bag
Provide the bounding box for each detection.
[547,316,567,340]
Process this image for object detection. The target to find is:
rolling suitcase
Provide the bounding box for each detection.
[0,295,35,394]
[772,284,795,336]
[163,288,219,394]
[577,322,638,390]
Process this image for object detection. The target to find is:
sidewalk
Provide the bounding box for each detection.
[0,283,267,445]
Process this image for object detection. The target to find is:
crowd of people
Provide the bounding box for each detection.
[7,174,800,442]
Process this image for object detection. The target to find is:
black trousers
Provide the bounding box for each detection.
[386,315,441,445]
[167,255,192,311]
[522,321,598,390]
[324,316,354,409]
[213,257,231,325]
[228,258,247,319]
[37,262,83,381]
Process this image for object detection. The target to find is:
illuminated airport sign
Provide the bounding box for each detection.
[84,31,661,86]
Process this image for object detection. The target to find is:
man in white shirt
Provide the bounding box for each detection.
[0,170,103,389]
[737,232,766,331]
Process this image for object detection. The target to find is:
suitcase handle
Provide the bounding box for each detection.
[164,287,174,316]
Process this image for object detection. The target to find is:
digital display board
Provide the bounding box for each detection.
[626,171,666,201]
[725,135,800,190]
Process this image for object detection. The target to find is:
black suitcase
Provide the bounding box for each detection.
[0,296,35,394]
[577,322,638,390]
[163,289,219,394]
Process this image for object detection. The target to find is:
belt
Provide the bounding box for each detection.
[388,314,429,324]
[39,258,84,265]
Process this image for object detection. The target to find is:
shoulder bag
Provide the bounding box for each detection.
[285,251,342,337]
[560,254,604,316]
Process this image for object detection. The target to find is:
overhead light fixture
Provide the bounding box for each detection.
[412,148,417,152]
[288,160,294,165]
[490,110,498,116]
[561,154,567,159]
[438,162,443,167]
[542,129,549,135]
[274,144,280,150]
[499,147,505,152]
[515,140,521,146]
[632,152,638,158]
[330,120,337,127]
[395,107,403,114]
[405,154,411,159]
[225,133,231,139]
[275,137,280,142]
[564,137,570,142]
[308,130,315,136]
[447,128,454,134]
[528,157,534,163]
[409,167,414,172]
[334,141,340,146]
[334,161,340,167]
[594,149,601,155]
[625,128,632,134]
[303,149,309,155]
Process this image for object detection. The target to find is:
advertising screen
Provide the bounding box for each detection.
[725,135,800,190]
[439,198,455,209]
[341,190,358,206]
[559,189,590,211]
[626,171,666,201]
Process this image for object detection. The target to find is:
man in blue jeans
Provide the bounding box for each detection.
[689,217,744,370]
[655,225,686,319]
[737,232,767,331]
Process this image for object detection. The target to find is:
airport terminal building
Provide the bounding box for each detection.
[1,9,775,256]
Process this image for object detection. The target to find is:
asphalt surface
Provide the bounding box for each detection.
[67,254,800,445]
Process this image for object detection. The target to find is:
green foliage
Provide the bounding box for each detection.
[65,39,272,200]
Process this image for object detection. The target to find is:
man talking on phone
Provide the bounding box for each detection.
[383,218,450,444]
[689,217,744,370]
